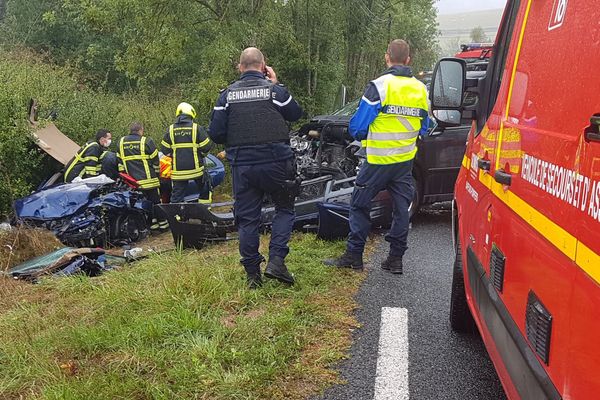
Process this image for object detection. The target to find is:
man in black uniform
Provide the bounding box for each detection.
[161,102,213,203]
[117,122,168,231]
[64,129,112,182]
[100,150,119,180]
[209,47,303,289]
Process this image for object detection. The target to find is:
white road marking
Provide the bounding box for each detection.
[374,307,409,400]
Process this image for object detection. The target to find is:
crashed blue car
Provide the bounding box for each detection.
[19,101,226,247]
[15,179,154,247]
[15,154,225,248]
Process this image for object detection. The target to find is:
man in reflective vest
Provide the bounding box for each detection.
[161,103,213,203]
[64,129,112,182]
[117,122,168,231]
[325,39,430,274]
[209,47,303,289]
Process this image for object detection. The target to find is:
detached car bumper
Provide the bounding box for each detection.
[157,174,392,249]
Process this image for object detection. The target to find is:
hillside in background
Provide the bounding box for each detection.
[437,8,504,56]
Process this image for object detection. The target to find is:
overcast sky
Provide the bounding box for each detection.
[436,0,507,15]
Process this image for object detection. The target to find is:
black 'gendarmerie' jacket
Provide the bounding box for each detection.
[208,70,303,166]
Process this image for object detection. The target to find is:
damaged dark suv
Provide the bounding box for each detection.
[293,99,470,218]
[158,98,470,248]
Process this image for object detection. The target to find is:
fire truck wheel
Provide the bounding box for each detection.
[450,238,476,333]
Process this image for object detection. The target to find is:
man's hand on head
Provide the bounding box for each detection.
[265,66,278,84]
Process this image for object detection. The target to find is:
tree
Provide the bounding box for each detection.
[470,26,489,43]
[440,37,461,57]
[0,0,439,115]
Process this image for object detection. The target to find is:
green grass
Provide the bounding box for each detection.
[0,234,362,400]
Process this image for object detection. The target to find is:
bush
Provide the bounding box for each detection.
[0,50,179,218]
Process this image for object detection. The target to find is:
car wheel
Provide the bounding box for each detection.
[111,213,148,244]
[450,238,476,333]
[408,175,421,220]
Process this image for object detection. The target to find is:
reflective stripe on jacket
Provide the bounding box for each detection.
[64,141,102,182]
[161,114,213,181]
[366,74,428,164]
[117,135,160,189]
[161,120,211,181]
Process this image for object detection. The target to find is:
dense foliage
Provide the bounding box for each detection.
[0,0,438,217]
[1,0,438,114]
[0,52,175,216]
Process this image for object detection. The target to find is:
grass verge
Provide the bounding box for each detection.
[0,227,62,271]
[0,233,362,399]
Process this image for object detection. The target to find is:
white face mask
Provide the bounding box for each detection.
[104,139,112,148]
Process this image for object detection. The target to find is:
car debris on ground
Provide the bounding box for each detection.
[8,247,127,282]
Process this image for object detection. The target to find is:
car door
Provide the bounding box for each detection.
[417,124,470,202]
[460,0,522,281]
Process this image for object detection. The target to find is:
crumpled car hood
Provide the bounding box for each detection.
[14,183,103,220]
[14,181,151,221]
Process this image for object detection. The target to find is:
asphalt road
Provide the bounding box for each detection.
[316,206,507,400]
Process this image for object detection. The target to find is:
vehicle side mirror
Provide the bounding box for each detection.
[433,110,461,126]
[430,58,467,127]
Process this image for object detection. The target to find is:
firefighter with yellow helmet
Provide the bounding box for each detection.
[161,102,214,203]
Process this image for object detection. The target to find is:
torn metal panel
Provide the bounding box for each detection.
[158,174,392,249]
[32,122,80,166]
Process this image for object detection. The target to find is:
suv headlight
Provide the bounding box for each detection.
[290,136,310,152]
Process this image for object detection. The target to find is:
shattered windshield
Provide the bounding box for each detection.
[331,99,360,116]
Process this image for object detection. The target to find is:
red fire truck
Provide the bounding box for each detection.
[430,0,599,398]
[454,43,494,63]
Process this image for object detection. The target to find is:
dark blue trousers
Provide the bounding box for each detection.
[347,160,414,257]
[232,160,296,275]
[171,176,212,203]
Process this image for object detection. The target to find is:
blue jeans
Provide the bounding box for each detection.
[347,160,414,257]
[232,159,296,274]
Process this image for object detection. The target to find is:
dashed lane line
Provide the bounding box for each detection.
[374,307,409,400]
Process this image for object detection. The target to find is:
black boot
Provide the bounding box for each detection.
[381,255,403,274]
[245,255,266,289]
[247,272,263,289]
[323,251,364,270]
[264,256,295,285]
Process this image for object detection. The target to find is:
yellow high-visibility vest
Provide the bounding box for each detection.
[366,75,428,165]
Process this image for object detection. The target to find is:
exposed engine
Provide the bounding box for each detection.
[291,122,363,180]
[154,120,392,250]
